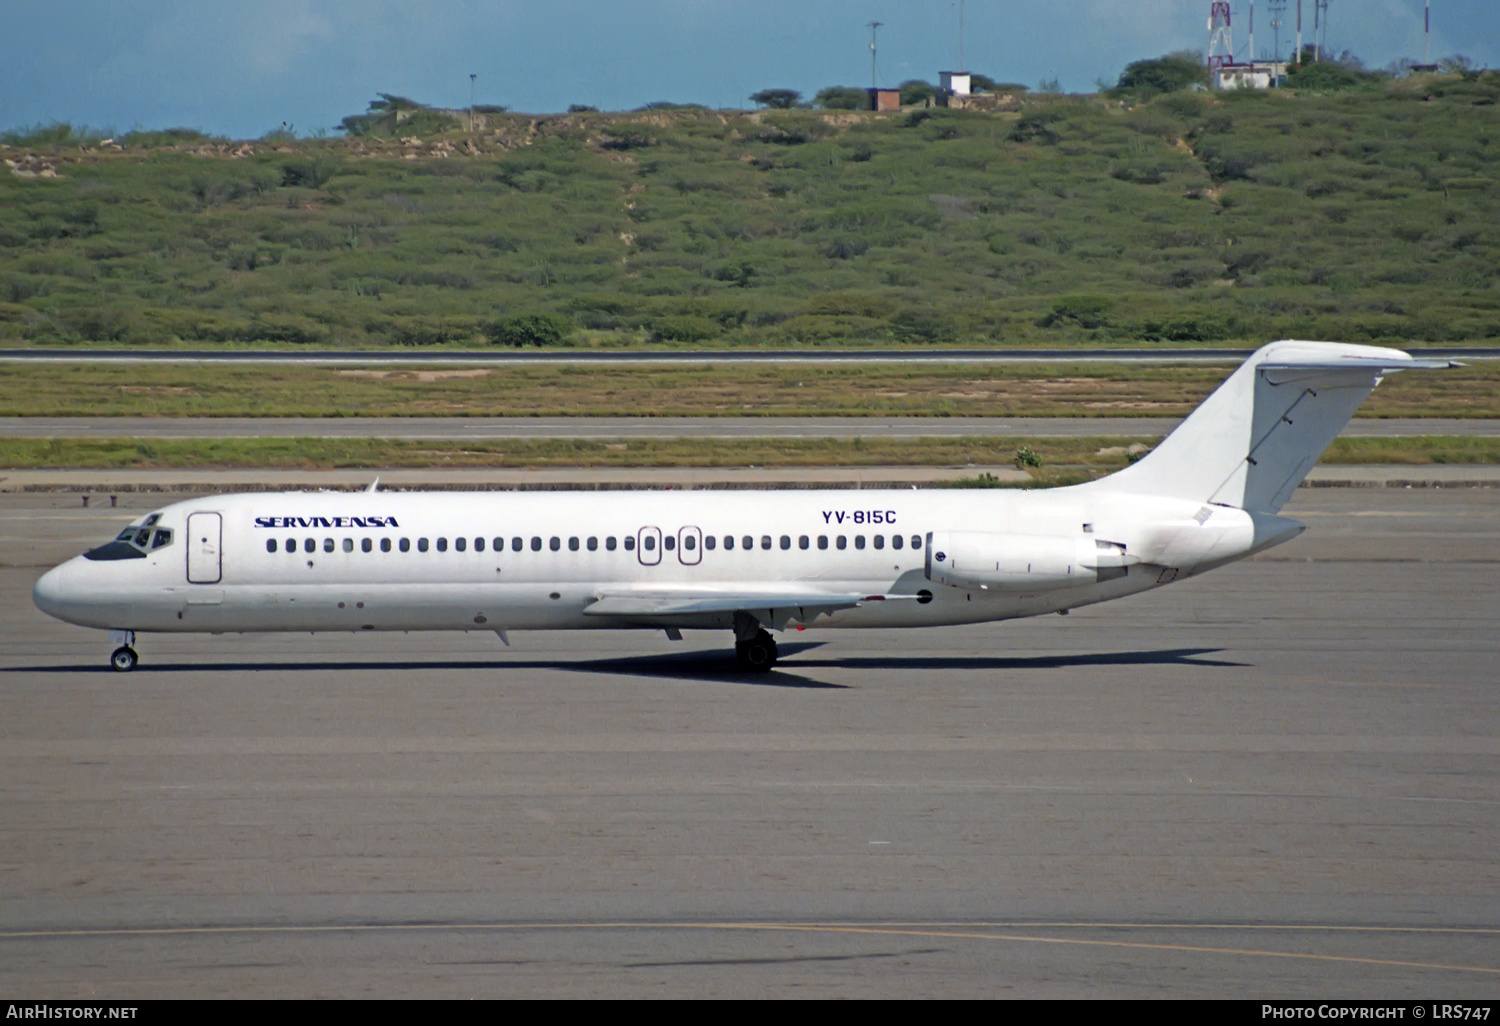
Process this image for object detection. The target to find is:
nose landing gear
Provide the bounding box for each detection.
[109,629,138,672]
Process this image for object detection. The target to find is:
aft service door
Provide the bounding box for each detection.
[677,526,702,566]
[637,526,662,566]
[186,512,222,584]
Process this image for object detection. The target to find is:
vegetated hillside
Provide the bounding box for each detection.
[1,74,1497,349]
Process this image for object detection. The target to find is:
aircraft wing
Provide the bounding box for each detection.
[585,587,917,626]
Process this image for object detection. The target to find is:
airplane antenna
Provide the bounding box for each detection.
[366,477,380,493]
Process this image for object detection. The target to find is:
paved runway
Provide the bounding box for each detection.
[2,488,1497,997]
[4,415,1498,440]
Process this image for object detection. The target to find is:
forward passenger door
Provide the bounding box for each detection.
[186,512,222,584]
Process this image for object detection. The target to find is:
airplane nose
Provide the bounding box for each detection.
[33,561,76,620]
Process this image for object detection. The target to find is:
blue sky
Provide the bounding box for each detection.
[3,1,1495,140]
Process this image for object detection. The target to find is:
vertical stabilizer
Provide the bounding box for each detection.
[1090,341,1453,514]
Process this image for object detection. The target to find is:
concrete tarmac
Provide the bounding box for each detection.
[1,487,1497,997]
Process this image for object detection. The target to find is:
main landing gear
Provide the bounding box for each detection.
[732,611,777,672]
[108,630,138,673]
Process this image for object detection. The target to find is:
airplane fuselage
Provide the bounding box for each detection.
[33,486,1269,636]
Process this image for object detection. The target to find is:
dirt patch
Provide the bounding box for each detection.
[337,369,492,382]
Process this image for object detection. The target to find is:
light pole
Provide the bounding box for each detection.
[469,73,476,132]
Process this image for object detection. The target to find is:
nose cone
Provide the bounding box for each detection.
[34,559,82,622]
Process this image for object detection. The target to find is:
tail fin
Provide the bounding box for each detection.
[1091,341,1456,514]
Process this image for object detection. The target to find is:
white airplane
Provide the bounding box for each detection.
[33,341,1452,673]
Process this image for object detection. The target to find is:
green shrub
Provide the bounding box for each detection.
[648,315,718,343]
[815,87,868,111]
[484,313,574,347]
[1114,52,1209,96]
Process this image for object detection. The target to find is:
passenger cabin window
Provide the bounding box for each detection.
[624,537,635,551]
[606,537,617,551]
[568,537,579,551]
[587,537,598,551]
[836,536,847,550]
[531,537,542,552]
[267,539,277,553]
[343,538,354,552]
[798,536,809,550]
[761,536,772,550]
[454,537,466,552]
[473,537,483,552]
[304,539,316,554]
[704,536,715,550]
[780,536,791,550]
[643,536,655,551]
[437,538,448,552]
[550,537,561,552]
[418,538,429,552]
[874,535,884,550]
[381,538,391,552]
[892,535,903,550]
[400,538,410,552]
[855,535,866,549]
[664,536,674,551]
[818,536,828,550]
[724,536,735,550]
[911,535,922,549]
[362,538,372,553]
[743,536,753,550]
[684,535,695,551]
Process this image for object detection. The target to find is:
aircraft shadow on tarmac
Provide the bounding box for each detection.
[8,645,1242,687]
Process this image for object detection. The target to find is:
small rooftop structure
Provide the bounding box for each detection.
[868,87,901,111]
[939,71,971,96]
[1214,61,1287,89]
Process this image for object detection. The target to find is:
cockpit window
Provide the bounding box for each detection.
[86,519,172,561]
[85,539,147,561]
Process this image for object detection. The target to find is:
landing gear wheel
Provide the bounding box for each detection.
[110,646,138,673]
[735,630,778,673]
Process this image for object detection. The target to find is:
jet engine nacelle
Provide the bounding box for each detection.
[925,531,1126,592]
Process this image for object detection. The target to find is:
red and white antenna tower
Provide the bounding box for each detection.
[1208,2,1235,70]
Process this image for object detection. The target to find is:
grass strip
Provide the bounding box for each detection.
[2,436,1496,472]
[1,362,1497,419]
